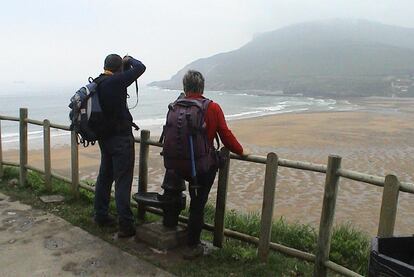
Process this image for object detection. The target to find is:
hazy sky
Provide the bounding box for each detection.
[1,0,414,89]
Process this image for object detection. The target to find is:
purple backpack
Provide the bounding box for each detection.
[162,98,216,179]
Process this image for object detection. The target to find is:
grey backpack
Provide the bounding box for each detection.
[69,76,108,146]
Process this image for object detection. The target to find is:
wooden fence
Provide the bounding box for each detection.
[1,108,414,277]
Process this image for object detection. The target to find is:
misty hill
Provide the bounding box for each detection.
[150,19,414,97]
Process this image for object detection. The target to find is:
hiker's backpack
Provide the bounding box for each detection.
[69,76,107,147]
[161,98,216,179]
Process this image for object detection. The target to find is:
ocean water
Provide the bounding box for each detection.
[0,85,357,149]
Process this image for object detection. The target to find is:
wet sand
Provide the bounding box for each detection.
[3,97,414,235]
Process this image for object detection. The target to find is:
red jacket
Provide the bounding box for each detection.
[186,94,243,155]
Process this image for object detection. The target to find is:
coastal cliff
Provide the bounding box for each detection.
[150,19,414,97]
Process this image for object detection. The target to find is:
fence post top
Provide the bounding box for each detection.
[385,174,399,182]
[141,129,150,136]
[328,154,342,160]
[266,152,278,161]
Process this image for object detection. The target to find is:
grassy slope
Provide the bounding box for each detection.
[0,167,369,276]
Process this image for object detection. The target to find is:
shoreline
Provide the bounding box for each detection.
[0,94,395,150]
[1,96,358,151]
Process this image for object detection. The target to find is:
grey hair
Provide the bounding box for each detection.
[183,70,205,94]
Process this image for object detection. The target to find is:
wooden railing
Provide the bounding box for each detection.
[1,108,414,277]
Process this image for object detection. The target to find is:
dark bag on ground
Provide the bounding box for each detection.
[369,236,414,277]
[161,98,218,180]
[68,76,108,147]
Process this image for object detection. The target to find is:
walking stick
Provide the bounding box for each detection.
[186,113,200,197]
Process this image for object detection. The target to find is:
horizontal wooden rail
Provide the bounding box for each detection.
[51,172,92,192]
[146,139,163,147]
[337,169,384,187]
[278,158,327,173]
[0,115,19,121]
[27,119,44,126]
[77,180,96,192]
[2,161,20,167]
[25,164,44,175]
[49,123,70,131]
[229,153,267,164]
[52,172,72,184]
[324,261,363,277]
[270,241,315,263]
[399,181,414,194]
[140,139,270,165]
[338,169,414,193]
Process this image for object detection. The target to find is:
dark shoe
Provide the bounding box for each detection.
[182,244,204,260]
[118,223,136,238]
[94,214,117,227]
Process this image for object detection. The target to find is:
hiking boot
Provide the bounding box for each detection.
[118,223,136,238]
[182,244,204,260]
[94,214,117,227]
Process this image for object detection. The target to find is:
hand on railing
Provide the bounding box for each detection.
[241,150,250,158]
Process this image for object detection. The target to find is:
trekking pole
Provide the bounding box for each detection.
[186,113,199,197]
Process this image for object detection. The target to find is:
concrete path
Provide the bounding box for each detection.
[0,192,174,277]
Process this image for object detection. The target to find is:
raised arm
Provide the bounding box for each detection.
[119,56,146,87]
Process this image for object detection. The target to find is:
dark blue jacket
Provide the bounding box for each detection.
[98,58,146,136]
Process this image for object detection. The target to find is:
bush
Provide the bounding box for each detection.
[330,224,370,275]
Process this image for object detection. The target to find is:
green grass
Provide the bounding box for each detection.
[0,166,370,276]
[330,224,370,274]
[191,204,369,275]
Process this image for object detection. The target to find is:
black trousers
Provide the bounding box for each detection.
[94,135,135,225]
[188,167,218,246]
[162,167,218,246]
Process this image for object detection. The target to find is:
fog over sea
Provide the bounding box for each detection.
[0,85,357,149]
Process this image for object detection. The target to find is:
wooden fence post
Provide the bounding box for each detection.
[70,130,79,198]
[378,174,400,237]
[0,119,3,180]
[19,108,28,187]
[314,155,342,277]
[213,148,230,247]
[43,119,52,191]
[138,129,150,220]
[258,152,278,262]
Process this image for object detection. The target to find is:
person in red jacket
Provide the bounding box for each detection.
[162,70,245,259]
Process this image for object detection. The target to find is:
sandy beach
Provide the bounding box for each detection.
[3,97,414,236]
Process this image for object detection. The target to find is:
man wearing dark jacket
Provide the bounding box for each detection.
[94,54,146,237]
